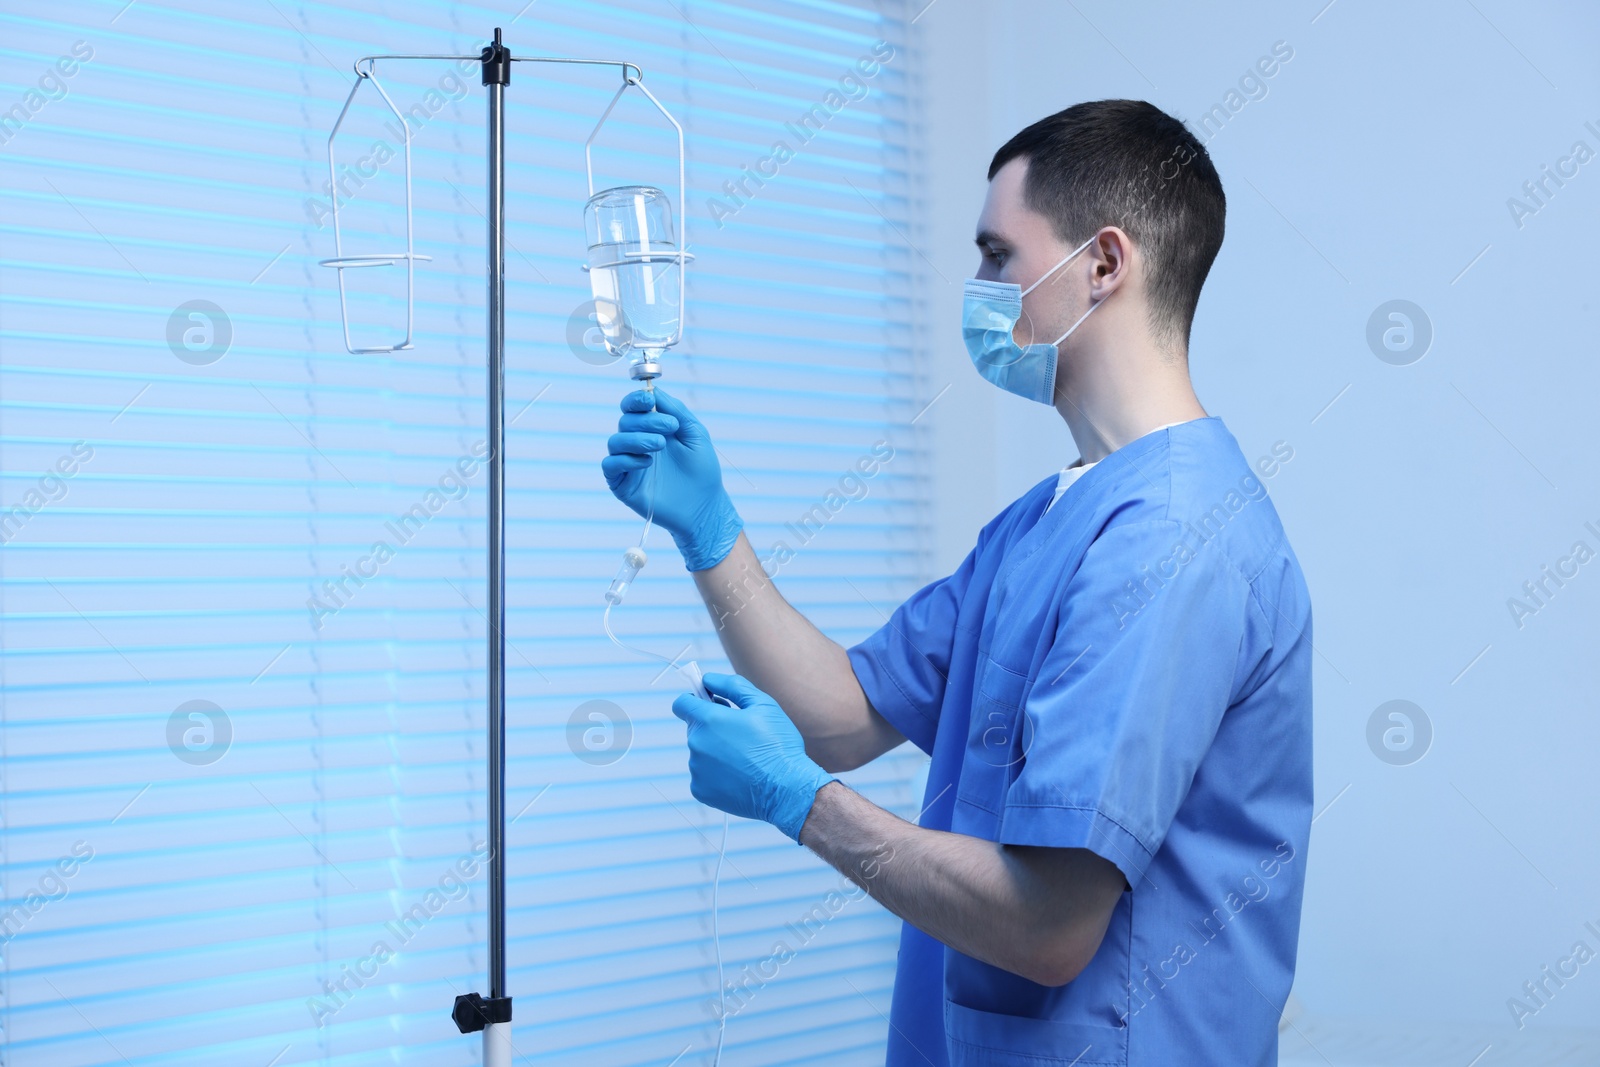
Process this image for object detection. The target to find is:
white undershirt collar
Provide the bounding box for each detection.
[1046,419,1200,511]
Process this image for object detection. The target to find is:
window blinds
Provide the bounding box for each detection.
[0,1,928,1064]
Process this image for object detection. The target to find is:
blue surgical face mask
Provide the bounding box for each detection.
[962,234,1104,406]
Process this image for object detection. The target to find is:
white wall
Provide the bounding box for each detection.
[912,1,1600,1062]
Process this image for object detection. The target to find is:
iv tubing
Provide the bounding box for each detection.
[712,813,729,1067]
[600,401,729,1061]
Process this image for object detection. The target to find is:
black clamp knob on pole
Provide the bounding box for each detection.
[452,991,513,1033]
[481,26,512,86]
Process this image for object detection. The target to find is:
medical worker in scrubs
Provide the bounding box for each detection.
[602,99,1312,1067]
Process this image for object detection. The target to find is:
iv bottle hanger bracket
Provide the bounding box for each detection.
[318,66,433,355]
[582,72,693,354]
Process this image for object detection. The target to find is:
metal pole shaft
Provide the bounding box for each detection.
[486,70,508,1001]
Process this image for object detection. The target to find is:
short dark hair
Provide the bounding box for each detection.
[988,99,1226,351]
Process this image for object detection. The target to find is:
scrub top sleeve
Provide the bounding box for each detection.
[846,544,981,757]
[998,519,1252,889]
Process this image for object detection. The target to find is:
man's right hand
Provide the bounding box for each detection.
[602,387,744,572]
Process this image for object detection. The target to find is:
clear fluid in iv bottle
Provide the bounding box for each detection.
[585,238,681,357]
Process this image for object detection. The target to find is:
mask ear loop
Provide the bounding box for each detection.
[1013,233,1097,348]
[1020,233,1098,298]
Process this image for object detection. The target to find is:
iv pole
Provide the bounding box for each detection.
[320,28,688,1067]
[477,28,512,1059]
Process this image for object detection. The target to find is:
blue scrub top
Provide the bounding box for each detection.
[847,418,1312,1067]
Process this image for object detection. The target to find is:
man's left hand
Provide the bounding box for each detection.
[671,673,837,842]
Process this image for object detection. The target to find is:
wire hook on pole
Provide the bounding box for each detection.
[317,65,432,354]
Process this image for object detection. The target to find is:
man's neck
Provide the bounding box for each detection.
[1054,339,1209,465]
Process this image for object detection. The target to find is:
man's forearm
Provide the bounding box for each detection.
[798,782,1124,987]
[691,533,901,770]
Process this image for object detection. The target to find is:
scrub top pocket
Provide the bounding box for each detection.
[945,999,1128,1066]
[954,656,1032,836]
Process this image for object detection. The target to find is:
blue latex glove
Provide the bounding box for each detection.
[671,673,837,843]
[601,387,744,572]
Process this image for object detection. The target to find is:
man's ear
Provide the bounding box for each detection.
[1089,227,1133,300]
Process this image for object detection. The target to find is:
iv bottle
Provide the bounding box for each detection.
[584,185,682,381]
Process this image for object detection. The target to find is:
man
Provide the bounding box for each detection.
[602,99,1312,1067]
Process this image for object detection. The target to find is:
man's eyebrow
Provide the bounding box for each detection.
[974,229,1009,249]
